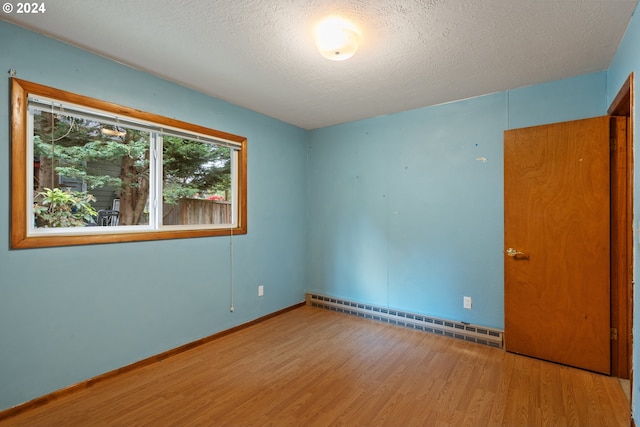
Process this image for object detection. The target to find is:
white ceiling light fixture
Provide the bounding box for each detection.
[315,16,361,61]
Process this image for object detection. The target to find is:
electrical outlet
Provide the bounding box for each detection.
[463,296,472,309]
[258,285,264,297]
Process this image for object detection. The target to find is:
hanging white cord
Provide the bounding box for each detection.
[229,222,234,312]
[47,104,77,187]
[50,104,55,188]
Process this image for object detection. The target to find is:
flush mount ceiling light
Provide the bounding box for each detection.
[315,16,361,61]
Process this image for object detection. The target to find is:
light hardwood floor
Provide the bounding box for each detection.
[0,306,630,426]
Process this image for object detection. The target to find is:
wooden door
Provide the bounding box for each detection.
[504,116,611,374]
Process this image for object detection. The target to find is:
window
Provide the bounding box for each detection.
[11,78,247,248]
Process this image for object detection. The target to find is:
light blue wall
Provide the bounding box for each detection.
[308,71,608,329]
[607,3,639,422]
[1,8,632,416]
[0,21,308,411]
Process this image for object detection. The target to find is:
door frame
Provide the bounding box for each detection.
[608,72,634,380]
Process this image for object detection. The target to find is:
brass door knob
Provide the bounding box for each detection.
[506,248,527,257]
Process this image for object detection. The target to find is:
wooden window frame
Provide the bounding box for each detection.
[10,78,247,249]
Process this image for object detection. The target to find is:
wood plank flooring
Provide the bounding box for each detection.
[0,305,630,426]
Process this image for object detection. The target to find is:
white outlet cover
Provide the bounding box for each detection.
[463,296,472,309]
[258,285,264,296]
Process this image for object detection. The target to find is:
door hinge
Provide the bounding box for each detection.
[610,328,618,340]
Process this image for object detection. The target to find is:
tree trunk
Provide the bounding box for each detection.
[36,112,56,192]
[37,157,55,192]
[118,134,150,225]
[132,175,149,224]
[118,154,137,225]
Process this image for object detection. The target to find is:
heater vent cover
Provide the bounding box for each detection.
[306,293,503,349]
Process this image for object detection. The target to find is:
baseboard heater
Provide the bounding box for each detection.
[306,293,503,349]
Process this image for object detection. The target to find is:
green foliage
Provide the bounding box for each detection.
[33,111,232,224]
[162,136,231,204]
[33,113,149,191]
[33,188,97,228]
[162,182,200,205]
[54,166,122,189]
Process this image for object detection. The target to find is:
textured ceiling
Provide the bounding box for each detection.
[3,0,638,130]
